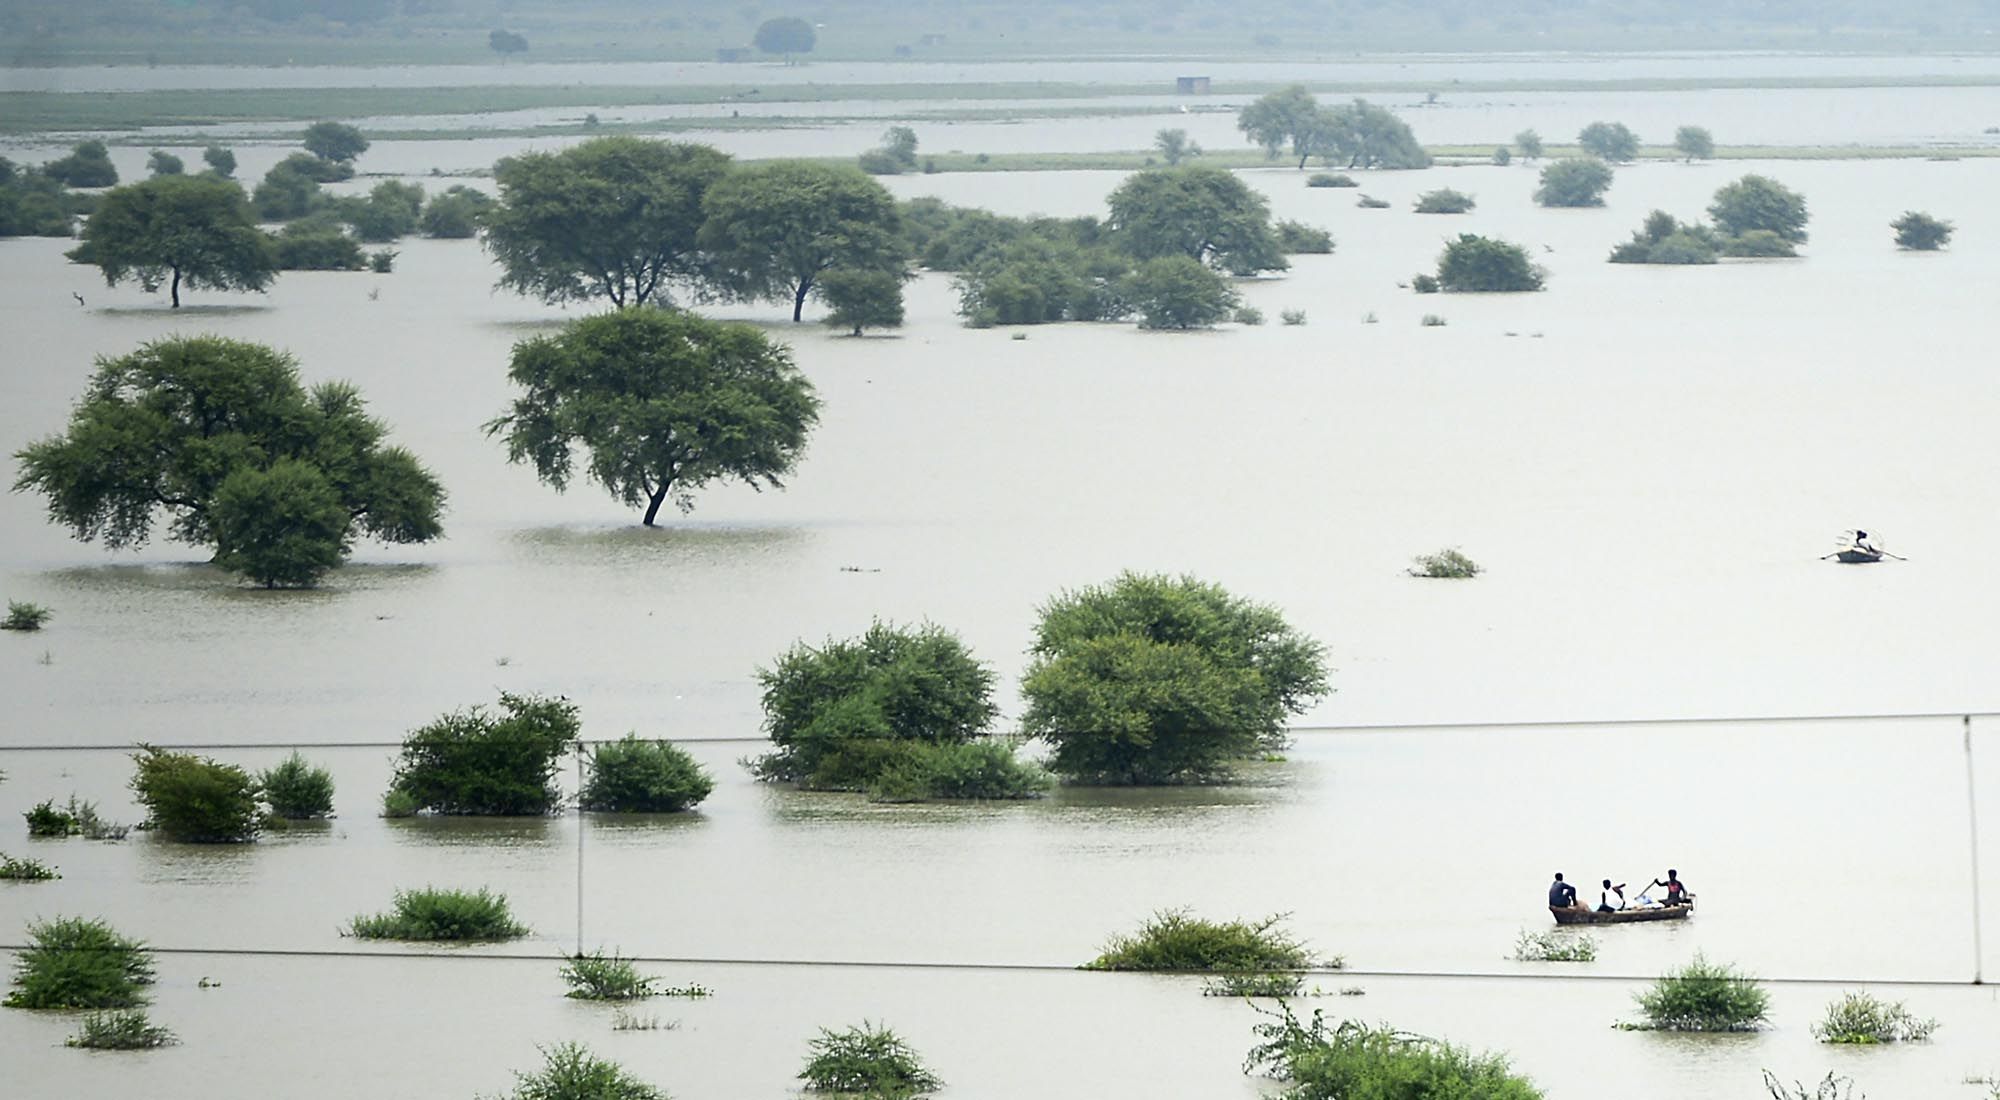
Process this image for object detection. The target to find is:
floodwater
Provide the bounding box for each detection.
[3,137,2000,1095]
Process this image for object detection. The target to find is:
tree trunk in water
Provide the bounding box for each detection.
[170,268,182,308]
[792,281,809,322]
[643,485,669,527]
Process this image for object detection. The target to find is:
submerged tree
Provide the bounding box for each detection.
[698,160,905,321]
[1578,121,1641,162]
[1435,234,1545,292]
[817,268,907,335]
[1708,174,1809,243]
[68,175,276,307]
[1891,211,1952,251]
[753,16,816,62]
[1106,164,1286,275]
[1514,128,1544,161]
[302,121,369,166]
[1674,125,1715,162]
[1533,158,1614,207]
[488,309,821,525]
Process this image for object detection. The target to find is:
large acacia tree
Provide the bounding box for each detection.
[488,308,821,526]
[69,175,276,307]
[484,137,734,309]
[1106,165,1286,275]
[1237,89,1427,170]
[12,336,445,586]
[698,161,905,321]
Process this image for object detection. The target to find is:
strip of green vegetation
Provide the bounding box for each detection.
[344,887,530,942]
[1085,909,1323,972]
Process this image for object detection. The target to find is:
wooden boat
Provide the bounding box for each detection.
[1832,548,1884,564]
[1551,903,1692,925]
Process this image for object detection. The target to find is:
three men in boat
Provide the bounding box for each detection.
[1548,869,1691,910]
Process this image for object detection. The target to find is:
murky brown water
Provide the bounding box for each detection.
[3,132,1999,1097]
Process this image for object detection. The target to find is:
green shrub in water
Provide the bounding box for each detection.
[561,951,658,1001]
[1633,954,1769,1031]
[862,739,1053,803]
[66,1009,176,1049]
[2,601,52,631]
[497,1042,667,1100]
[130,745,262,842]
[1413,188,1476,214]
[1275,220,1334,254]
[1512,929,1597,962]
[0,853,60,880]
[1203,971,1306,998]
[345,887,530,942]
[1811,991,1936,1043]
[580,736,713,813]
[1085,909,1320,972]
[5,916,155,1009]
[386,692,578,815]
[24,798,79,837]
[799,1021,942,1097]
[1409,549,1482,578]
[258,751,335,819]
[1246,1002,1544,1099]
[1306,173,1357,188]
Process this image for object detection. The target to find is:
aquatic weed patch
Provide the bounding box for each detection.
[799,1021,942,1098]
[345,887,530,942]
[5,916,154,1010]
[1086,909,1322,972]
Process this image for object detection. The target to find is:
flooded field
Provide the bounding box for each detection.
[3,79,1999,1098]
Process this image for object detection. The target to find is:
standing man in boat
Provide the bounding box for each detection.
[1648,869,1691,907]
[1549,873,1578,909]
[1597,879,1626,913]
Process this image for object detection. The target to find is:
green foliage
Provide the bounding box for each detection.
[1280,309,1307,326]
[380,789,418,818]
[1578,121,1641,162]
[1511,929,1596,962]
[1022,572,1329,784]
[346,886,529,941]
[699,160,907,321]
[1608,211,1720,264]
[1534,157,1615,207]
[258,751,335,819]
[302,121,369,164]
[272,219,364,270]
[861,739,1053,803]
[21,800,72,837]
[211,458,352,587]
[202,145,236,178]
[273,150,352,184]
[1122,254,1240,330]
[1274,220,1333,254]
[1633,954,1769,1031]
[252,158,329,221]
[1238,88,1428,170]
[1763,1072,1860,1100]
[498,1043,667,1100]
[419,184,491,238]
[489,29,529,56]
[754,15,817,59]
[1410,274,1439,293]
[580,736,713,813]
[1892,211,1952,250]
[44,140,119,188]
[1409,549,1481,578]
[1722,229,1798,257]
[1492,146,1512,165]
[799,1022,941,1097]
[1203,971,1306,998]
[1413,188,1475,214]
[1154,128,1200,165]
[485,137,733,308]
[1356,195,1390,209]
[147,150,185,177]
[67,174,276,307]
[1105,164,1286,275]
[1305,173,1357,188]
[859,126,920,174]
[754,621,999,788]
[1234,307,1265,326]
[13,336,445,578]
[1514,129,1544,159]
[1811,991,1936,1043]
[817,268,907,334]
[560,951,659,1001]
[1709,174,1809,243]
[387,692,578,816]
[0,161,83,238]
[951,233,1132,327]
[0,853,60,880]
[1420,313,1447,327]
[489,308,820,525]
[368,248,396,273]
[1435,234,1544,292]
[66,1009,177,1049]
[1086,909,1316,971]
[130,745,262,842]
[4,916,154,1010]
[3,601,53,631]
[1675,125,1716,161]
[1246,1004,1544,1100]
[339,179,423,242]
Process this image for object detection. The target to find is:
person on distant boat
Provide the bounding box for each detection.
[1649,869,1690,906]
[1549,873,1578,909]
[1853,530,1878,554]
[1597,879,1626,913]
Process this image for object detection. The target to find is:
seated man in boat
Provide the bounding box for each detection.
[1852,530,1878,554]
[1548,873,1578,909]
[1597,879,1626,913]
[1648,869,1691,907]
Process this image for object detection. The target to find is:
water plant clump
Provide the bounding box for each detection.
[799,1021,942,1097]
[1763,1071,1861,1100]
[1631,954,1769,1031]
[1811,991,1937,1043]
[1203,971,1306,998]
[386,691,578,816]
[579,736,714,813]
[1512,929,1597,962]
[5,916,155,1010]
[1413,188,1476,214]
[345,887,530,942]
[1306,173,1357,188]
[258,751,335,819]
[497,1042,667,1100]
[1280,309,1308,326]
[1085,909,1321,972]
[1410,549,1482,578]
[66,1009,177,1049]
[1245,1002,1544,1099]
[860,739,1054,803]
[561,951,658,1001]
[0,853,61,880]
[24,798,80,837]
[3,601,53,631]
[130,745,263,842]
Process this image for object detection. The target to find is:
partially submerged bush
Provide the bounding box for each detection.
[580,736,713,813]
[345,887,530,942]
[498,1043,667,1100]
[1356,195,1390,209]
[0,853,60,880]
[25,798,79,837]
[1632,954,1769,1031]
[561,950,659,1001]
[1246,1003,1544,1099]
[1763,1072,1860,1100]
[1121,254,1240,330]
[1280,309,1307,326]
[1234,306,1266,325]
[1891,211,1952,251]
[130,746,262,842]
[799,1021,942,1097]
[386,692,578,815]
[1512,929,1596,962]
[861,738,1053,803]
[1608,211,1719,265]
[1085,909,1319,972]
[258,752,335,819]
[1533,158,1614,207]
[1721,229,1798,257]
[1275,220,1334,254]
[5,916,154,1009]
[1410,549,1481,579]
[2,601,52,631]
[1413,188,1475,214]
[1435,234,1544,292]
[1204,971,1306,998]
[66,1009,176,1049]
[1306,173,1357,188]
[1811,991,1936,1043]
